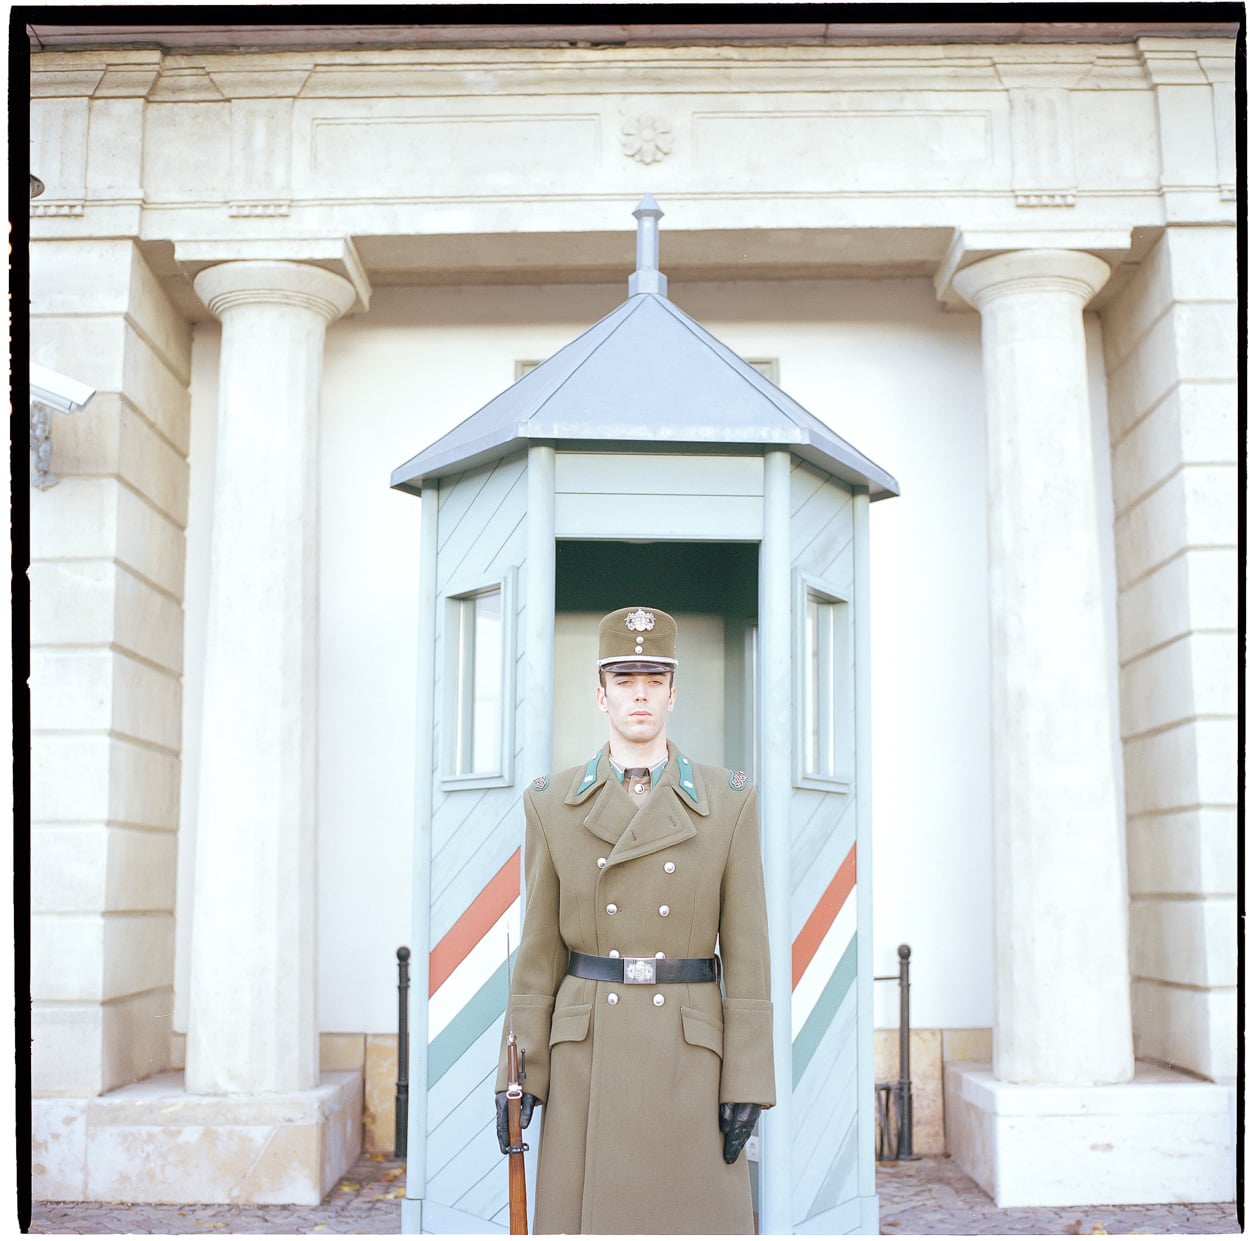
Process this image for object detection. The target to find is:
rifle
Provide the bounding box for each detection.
[504,934,529,1235]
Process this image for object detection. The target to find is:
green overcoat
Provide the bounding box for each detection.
[496,741,775,1234]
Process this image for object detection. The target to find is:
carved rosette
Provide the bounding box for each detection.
[621,115,674,165]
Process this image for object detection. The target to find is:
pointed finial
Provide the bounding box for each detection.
[629,195,667,296]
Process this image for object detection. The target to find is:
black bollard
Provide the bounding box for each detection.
[895,944,919,1160]
[395,946,410,1159]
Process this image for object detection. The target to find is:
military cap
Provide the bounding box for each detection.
[598,606,678,673]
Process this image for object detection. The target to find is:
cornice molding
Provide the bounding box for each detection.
[27,36,1235,101]
[27,22,1242,56]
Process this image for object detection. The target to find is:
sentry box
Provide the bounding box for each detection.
[391,198,898,1235]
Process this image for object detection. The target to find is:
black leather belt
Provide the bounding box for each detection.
[568,950,720,985]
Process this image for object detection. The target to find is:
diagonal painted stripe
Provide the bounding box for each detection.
[803,1107,859,1224]
[429,899,520,1040]
[792,842,856,987]
[431,848,520,995]
[792,934,857,1088]
[429,956,512,1089]
[791,888,856,1034]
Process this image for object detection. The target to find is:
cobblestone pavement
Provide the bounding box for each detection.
[876,1156,1241,1235]
[28,1151,1242,1234]
[29,1153,405,1235]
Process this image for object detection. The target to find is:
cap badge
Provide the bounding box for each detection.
[625,609,655,632]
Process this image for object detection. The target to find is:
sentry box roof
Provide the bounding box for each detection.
[390,197,899,501]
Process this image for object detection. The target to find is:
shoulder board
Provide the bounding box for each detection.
[531,774,550,791]
[728,770,751,791]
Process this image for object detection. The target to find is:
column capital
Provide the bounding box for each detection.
[194,259,357,323]
[952,248,1111,311]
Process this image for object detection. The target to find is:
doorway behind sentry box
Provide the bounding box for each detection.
[551,539,761,777]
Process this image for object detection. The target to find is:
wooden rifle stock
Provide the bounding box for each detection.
[505,1033,528,1235]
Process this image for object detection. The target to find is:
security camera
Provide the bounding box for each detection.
[29,363,96,414]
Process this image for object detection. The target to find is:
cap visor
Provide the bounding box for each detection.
[599,659,676,673]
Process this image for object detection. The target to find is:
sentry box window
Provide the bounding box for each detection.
[443,574,515,789]
[795,575,851,793]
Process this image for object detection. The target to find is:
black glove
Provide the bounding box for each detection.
[719,1102,761,1165]
[495,1089,537,1154]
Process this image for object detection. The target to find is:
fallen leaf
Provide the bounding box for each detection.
[367,1153,388,1162]
[381,1167,405,1182]
[313,1225,328,1232]
[382,1189,405,1199]
[1092,1225,1106,1236]
[336,1181,362,1193]
[193,1223,227,1230]
[1061,1221,1083,1235]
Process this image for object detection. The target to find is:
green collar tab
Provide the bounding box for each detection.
[576,751,603,796]
[675,753,698,803]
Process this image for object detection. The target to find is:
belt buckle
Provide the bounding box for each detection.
[622,956,657,984]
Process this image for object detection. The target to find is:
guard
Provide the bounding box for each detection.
[495,606,775,1234]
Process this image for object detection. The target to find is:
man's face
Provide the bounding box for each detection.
[596,671,676,749]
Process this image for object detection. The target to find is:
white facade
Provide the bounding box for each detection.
[27,25,1237,1212]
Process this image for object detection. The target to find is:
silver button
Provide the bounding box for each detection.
[653,994,665,1007]
[634,783,645,794]
[608,949,620,958]
[664,861,676,874]
[683,780,694,789]
[597,857,607,869]
[659,904,670,917]
[655,951,666,959]
[606,903,618,915]
[608,992,619,1005]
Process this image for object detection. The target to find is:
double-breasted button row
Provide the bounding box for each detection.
[599,858,678,918]
[604,992,665,1007]
[595,858,677,872]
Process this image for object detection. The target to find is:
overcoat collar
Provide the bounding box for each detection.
[564,742,710,861]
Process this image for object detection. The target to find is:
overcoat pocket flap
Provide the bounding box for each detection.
[680,1006,724,1057]
[549,1003,592,1046]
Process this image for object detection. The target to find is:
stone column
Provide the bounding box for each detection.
[186,261,355,1095]
[952,250,1133,1086]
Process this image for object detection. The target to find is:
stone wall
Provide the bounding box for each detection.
[30,240,192,1097]
[873,1028,993,1157]
[1101,226,1238,1083]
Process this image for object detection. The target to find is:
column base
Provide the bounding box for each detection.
[945,1062,1234,1207]
[32,1069,362,1205]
